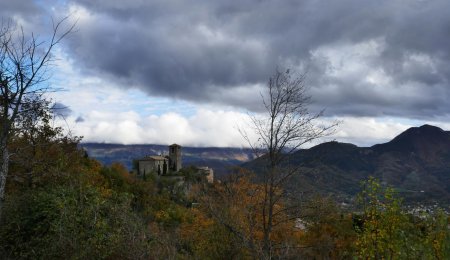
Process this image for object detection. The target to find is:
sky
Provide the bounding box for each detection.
[2,0,450,147]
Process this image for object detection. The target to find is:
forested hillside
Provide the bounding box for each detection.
[2,141,449,258]
[245,124,450,205]
[83,125,450,205]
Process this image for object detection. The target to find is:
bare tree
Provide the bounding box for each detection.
[241,69,337,258]
[0,18,75,218]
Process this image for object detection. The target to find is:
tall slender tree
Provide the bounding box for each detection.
[241,68,337,258]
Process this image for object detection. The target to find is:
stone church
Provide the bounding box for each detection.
[136,144,214,183]
[137,144,182,177]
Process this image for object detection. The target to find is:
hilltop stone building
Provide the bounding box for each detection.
[197,166,214,183]
[137,155,168,176]
[136,144,213,183]
[137,143,181,177]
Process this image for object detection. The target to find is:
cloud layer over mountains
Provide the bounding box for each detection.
[2,0,450,146]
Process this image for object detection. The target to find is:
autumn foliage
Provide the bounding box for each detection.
[0,128,448,259]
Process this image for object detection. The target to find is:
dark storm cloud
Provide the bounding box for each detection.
[5,0,450,119]
[51,102,73,118]
[75,116,85,123]
[0,0,55,35]
[0,0,41,18]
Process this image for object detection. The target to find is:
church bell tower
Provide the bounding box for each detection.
[168,144,182,171]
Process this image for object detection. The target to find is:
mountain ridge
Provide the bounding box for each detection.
[244,124,450,205]
[80,124,450,204]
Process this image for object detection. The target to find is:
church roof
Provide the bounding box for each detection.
[139,155,167,161]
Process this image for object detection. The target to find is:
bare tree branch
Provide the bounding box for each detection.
[239,68,338,258]
[0,17,75,219]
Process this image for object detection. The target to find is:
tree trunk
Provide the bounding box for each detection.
[0,138,9,220]
[262,167,275,259]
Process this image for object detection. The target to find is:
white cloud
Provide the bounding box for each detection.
[60,109,447,149]
[59,109,258,147]
[328,117,411,147]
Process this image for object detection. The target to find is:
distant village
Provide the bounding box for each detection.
[134,144,214,184]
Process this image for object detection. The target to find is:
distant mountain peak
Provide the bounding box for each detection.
[308,141,358,152]
[416,124,444,133]
[372,124,450,156]
[392,124,445,141]
[419,124,442,129]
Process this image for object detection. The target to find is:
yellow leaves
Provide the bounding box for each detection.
[99,187,112,198]
[155,210,170,223]
[192,171,305,257]
[88,159,103,173]
[355,177,416,258]
[179,208,213,241]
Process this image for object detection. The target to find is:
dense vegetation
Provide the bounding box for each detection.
[0,120,448,258]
